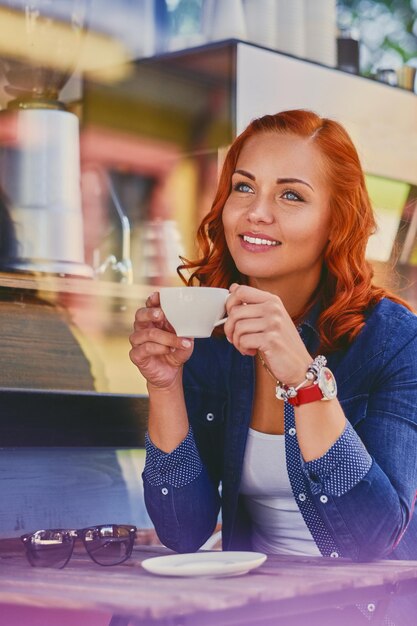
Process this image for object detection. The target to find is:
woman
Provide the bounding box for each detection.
[129,110,417,568]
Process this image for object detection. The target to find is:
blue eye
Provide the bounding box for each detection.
[233,181,254,193]
[282,189,304,202]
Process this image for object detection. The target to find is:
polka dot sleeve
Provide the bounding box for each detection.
[143,426,203,487]
[300,421,372,496]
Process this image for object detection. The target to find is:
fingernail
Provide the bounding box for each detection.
[226,336,232,343]
[170,347,176,352]
[181,339,192,348]
[152,309,160,318]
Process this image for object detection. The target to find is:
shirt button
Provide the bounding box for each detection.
[330,552,339,558]
[298,493,306,502]
[320,495,328,504]
[367,603,376,613]
[161,487,168,495]
[288,427,296,436]
[206,413,214,422]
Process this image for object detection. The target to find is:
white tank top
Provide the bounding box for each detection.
[240,428,321,556]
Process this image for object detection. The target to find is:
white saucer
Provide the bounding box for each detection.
[141,551,267,578]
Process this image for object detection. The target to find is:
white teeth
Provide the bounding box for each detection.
[243,235,279,246]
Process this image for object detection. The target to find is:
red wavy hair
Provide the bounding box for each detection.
[178,109,412,352]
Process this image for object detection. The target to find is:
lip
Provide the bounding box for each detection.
[239,232,282,252]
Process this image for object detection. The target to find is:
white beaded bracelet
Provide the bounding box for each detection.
[275,355,327,401]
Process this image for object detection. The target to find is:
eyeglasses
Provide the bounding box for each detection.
[21,524,137,569]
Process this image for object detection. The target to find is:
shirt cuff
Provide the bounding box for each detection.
[143,426,203,488]
[301,421,372,496]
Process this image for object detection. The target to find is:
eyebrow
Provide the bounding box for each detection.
[234,169,314,191]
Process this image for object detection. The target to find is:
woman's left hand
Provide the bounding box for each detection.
[224,283,313,387]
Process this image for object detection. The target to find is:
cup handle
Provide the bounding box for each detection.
[213,316,227,328]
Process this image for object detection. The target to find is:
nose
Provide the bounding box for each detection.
[246,195,274,224]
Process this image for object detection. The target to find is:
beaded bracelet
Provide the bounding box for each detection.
[258,352,327,402]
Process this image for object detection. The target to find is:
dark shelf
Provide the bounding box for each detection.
[0,389,148,447]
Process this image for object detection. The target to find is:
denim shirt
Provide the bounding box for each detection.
[143,297,417,563]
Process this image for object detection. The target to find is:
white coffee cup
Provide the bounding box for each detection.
[159,286,229,338]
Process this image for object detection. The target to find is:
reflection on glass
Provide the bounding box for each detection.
[0,0,90,105]
[366,174,411,263]
[2,34,417,399]
[399,193,417,267]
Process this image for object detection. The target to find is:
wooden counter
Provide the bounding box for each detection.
[1,541,417,625]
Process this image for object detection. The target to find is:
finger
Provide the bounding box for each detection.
[134,306,164,327]
[225,302,274,339]
[227,318,273,354]
[232,331,267,356]
[129,342,172,365]
[224,306,257,339]
[230,301,270,321]
[228,284,280,308]
[130,326,194,352]
[225,288,256,313]
[129,326,182,349]
[145,291,161,307]
[228,317,266,346]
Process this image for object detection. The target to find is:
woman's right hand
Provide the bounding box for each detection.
[129,291,194,390]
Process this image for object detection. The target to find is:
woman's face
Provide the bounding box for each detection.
[222,131,332,294]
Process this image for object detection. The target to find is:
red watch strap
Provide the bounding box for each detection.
[287,383,324,407]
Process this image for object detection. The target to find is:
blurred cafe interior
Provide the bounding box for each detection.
[1,0,417,536]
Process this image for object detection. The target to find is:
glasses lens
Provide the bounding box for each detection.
[82,525,135,566]
[22,530,75,568]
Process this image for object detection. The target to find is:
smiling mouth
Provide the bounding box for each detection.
[241,235,281,247]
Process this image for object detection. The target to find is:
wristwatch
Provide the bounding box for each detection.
[287,366,337,407]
